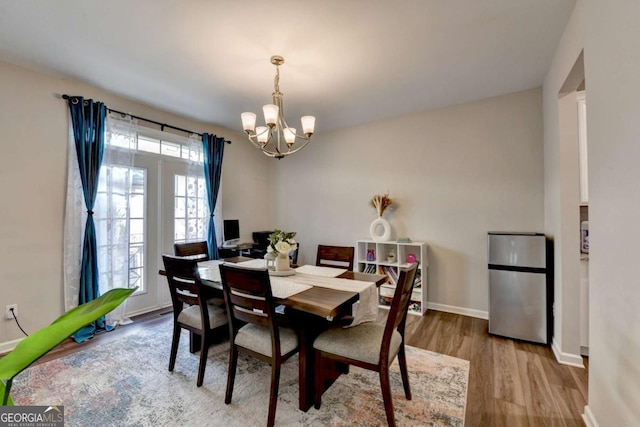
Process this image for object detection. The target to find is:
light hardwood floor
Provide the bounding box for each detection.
[29,308,588,426]
[398,310,588,427]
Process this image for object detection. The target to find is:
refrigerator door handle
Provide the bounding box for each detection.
[489,264,546,274]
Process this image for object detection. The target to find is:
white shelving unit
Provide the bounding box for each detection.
[356,240,428,315]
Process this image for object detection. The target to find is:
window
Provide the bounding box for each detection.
[132,134,203,162]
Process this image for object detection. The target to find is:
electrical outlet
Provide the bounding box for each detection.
[5,304,18,320]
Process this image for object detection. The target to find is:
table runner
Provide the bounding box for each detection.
[196,261,378,325]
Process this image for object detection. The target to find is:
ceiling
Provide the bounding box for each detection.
[0,0,575,133]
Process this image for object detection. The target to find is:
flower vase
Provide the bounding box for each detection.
[264,252,277,270]
[275,253,290,271]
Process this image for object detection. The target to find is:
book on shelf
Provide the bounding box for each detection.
[388,265,398,283]
[377,265,398,285]
[413,271,422,288]
[362,263,377,274]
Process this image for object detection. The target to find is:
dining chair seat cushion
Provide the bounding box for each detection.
[207,297,225,307]
[313,323,402,365]
[235,323,298,357]
[178,304,227,330]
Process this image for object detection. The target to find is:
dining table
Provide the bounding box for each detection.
[159,256,386,411]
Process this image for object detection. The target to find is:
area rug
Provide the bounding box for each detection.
[11,320,469,426]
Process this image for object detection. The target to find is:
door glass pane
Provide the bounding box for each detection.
[176,175,186,196]
[174,174,208,245]
[174,219,186,241]
[96,166,146,294]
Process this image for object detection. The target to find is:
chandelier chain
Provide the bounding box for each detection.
[273,65,280,94]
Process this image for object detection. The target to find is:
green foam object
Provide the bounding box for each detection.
[0,287,136,405]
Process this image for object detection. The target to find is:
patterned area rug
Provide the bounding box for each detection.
[12,319,469,426]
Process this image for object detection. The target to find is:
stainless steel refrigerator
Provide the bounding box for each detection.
[488,232,553,344]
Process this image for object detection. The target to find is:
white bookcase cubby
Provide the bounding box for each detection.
[355,240,428,315]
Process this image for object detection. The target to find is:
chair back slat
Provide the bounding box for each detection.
[228,291,271,327]
[174,241,209,261]
[220,264,279,336]
[316,245,355,270]
[163,255,202,297]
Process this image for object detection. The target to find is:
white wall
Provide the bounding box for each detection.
[542,0,585,366]
[272,88,544,314]
[583,0,640,424]
[0,60,272,348]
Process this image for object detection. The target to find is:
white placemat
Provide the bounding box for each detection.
[197,260,224,282]
[236,258,268,269]
[294,264,347,277]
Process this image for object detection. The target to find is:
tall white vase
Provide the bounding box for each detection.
[370,217,391,242]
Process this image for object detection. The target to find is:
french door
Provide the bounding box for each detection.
[124,154,210,316]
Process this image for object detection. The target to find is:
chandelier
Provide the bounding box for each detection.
[241,55,316,159]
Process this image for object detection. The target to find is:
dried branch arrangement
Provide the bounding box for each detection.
[370,192,393,217]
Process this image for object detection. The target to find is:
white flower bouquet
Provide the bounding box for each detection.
[267,229,297,255]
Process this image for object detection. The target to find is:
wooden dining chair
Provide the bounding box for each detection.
[219,264,299,427]
[162,255,228,387]
[315,244,355,270]
[174,241,209,262]
[313,262,419,427]
[289,242,299,265]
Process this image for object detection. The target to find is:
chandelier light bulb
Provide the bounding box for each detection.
[241,112,256,132]
[263,104,279,127]
[284,127,296,145]
[301,116,316,135]
[256,126,269,145]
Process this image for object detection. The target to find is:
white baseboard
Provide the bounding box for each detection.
[551,337,585,368]
[583,405,599,427]
[426,305,586,369]
[125,303,172,319]
[0,337,24,355]
[0,304,173,356]
[426,302,488,319]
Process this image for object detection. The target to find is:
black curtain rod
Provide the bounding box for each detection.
[62,94,231,144]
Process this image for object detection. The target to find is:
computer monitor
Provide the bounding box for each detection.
[223,219,240,247]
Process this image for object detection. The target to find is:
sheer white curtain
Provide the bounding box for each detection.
[96,114,137,325]
[63,113,137,326]
[63,122,84,312]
